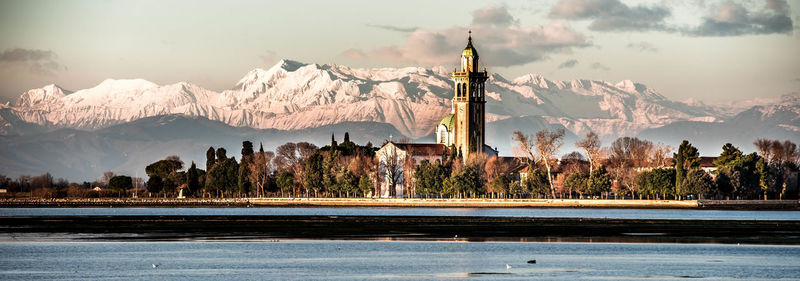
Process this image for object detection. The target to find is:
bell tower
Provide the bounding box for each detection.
[451,31,488,159]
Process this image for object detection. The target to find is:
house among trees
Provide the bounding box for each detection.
[377,32,497,198]
[376,142,450,197]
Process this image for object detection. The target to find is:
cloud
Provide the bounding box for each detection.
[626,41,658,52]
[339,48,368,60]
[0,48,63,76]
[687,0,793,36]
[549,0,671,31]
[341,6,589,67]
[259,50,279,65]
[558,59,579,69]
[0,48,56,62]
[472,5,518,27]
[591,62,610,70]
[366,24,418,33]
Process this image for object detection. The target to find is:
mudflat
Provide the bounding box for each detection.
[2,215,799,244]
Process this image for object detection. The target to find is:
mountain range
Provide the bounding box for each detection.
[1,59,798,180]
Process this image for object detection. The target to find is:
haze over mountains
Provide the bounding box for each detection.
[1,59,798,180]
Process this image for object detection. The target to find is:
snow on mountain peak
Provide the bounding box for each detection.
[96,78,158,90]
[273,59,306,72]
[511,73,550,88]
[14,84,70,107]
[5,60,795,143]
[615,80,638,92]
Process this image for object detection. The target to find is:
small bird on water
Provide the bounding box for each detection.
[506,264,512,270]
[152,264,159,269]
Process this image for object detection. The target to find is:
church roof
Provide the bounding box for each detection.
[462,33,478,58]
[438,113,455,130]
[389,142,448,157]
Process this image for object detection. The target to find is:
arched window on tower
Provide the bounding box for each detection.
[462,83,467,98]
[456,84,461,97]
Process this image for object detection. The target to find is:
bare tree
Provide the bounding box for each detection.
[296,142,319,160]
[274,142,297,171]
[608,137,654,199]
[101,171,115,187]
[754,138,774,163]
[576,132,601,174]
[779,140,799,166]
[249,151,275,197]
[273,142,318,197]
[378,144,403,197]
[756,139,800,199]
[651,143,672,167]
[403,152,416,198]
[535,129,565,199]
[512,131,537,166]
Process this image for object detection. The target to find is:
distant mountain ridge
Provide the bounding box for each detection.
[1,59,798,180]
[2,59,758,138]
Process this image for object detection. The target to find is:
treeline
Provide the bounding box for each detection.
[2,131,797,201]
[0,171,143,199]
[143,133,378,198]
[404,131,798,200]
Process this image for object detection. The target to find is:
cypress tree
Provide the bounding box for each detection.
[186,162,199,196]
[237,162,251,196]
[674,140,699,197]
[241,141,254,162]
[216,147,227,161]
[206,147,216,170]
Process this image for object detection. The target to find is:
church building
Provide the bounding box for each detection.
[436,32,496,158]
[377,33,497,198]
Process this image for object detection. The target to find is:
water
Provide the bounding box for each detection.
[2,207,798,221]
[0,241,798,280]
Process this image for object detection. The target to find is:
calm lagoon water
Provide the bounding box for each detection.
[1,207,799,221]
[1,241,798,280]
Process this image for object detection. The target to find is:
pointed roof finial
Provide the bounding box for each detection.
[468,30,472,41]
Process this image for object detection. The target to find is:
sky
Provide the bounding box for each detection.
[0,0,798,104]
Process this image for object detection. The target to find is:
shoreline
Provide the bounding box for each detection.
[3,215,799,245]
[0,198,798,210]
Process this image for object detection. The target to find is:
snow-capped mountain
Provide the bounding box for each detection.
[2,59,738,139]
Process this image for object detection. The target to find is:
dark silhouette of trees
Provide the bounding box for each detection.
[636,168,675,200]
[108,175,132,195]
[216,148,227,161]
[305,152,324,197]
[206,147,216,171]
[186,162,200,197]
[276,171,294,197]
[205,157,238,197]
[674,140,700,198]
[146,175,163,194]
[588,165,612,198]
